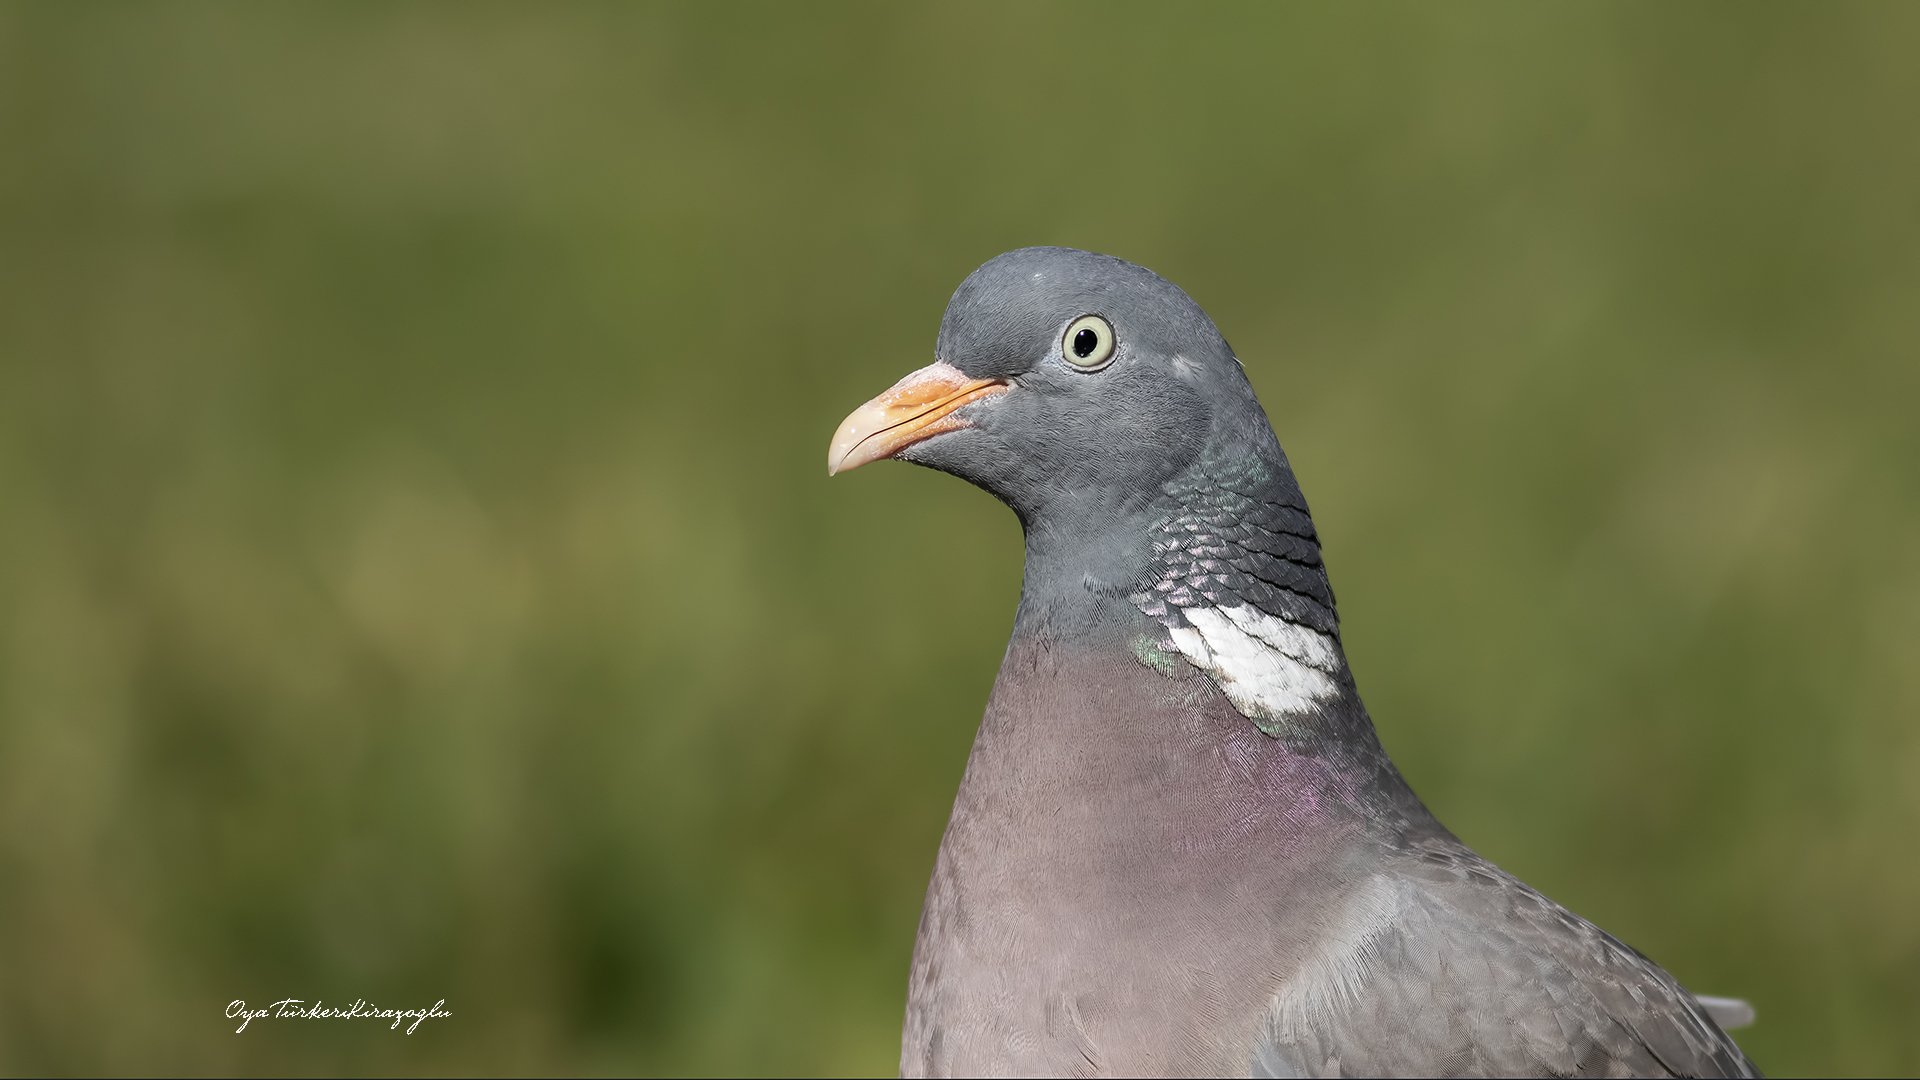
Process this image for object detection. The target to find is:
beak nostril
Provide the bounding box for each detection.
[827,362,1008,475]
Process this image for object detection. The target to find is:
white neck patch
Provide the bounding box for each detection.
[1164,604,1343,725]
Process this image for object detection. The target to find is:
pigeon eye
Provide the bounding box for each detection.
[1062,315,1115,370]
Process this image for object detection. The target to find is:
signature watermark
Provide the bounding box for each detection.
[227,998,451,1034]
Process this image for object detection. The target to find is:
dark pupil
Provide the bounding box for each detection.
[1072,327,1099,358]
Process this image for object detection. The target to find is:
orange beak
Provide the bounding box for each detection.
[827,362,1010,476]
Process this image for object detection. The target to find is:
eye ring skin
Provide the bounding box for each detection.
[1061,314,1116,371]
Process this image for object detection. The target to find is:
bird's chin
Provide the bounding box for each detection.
[896,428,994,483]
[896,431,1044,522]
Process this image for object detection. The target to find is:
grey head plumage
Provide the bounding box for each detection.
[829,247,1759,1078]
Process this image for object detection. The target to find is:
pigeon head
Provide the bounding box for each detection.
[829,247,1271,529]
[831,248,1345,715]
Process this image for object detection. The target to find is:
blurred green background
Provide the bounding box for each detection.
[2,2,1917,1075]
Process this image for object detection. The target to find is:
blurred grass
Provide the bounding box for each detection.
[1,2,1917,1075]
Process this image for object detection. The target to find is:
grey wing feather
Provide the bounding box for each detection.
[1252,848,1759,1078]
[1692,995,1755,1031]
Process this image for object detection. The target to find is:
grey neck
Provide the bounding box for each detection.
[1008,440,1340,653]
[1002,448,1439,835]
[1009,485,1169,649]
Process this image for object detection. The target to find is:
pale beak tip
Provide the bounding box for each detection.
[826,427,865,477]
[826,362,1007,481]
